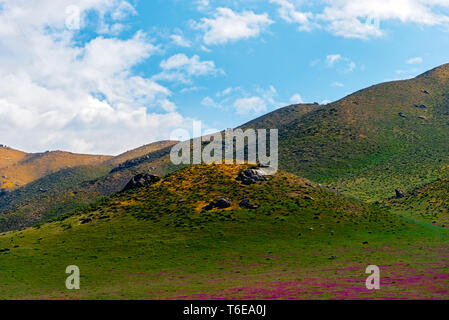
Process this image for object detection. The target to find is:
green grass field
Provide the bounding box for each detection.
[0,165,447,299]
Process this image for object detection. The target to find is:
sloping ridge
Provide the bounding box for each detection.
[241,63,449,201]
[0,141,182,231]
[0,149,111,191]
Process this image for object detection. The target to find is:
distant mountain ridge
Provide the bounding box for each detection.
[0,146,111,191]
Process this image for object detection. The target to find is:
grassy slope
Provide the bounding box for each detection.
[245,64,449,202]
[0,165,447,299]
[388,174,449,227]
[0,150,111,191]
[104,141,178,167]
[0,146,27,170]
[0,142,182,232]
[0,165,111,232]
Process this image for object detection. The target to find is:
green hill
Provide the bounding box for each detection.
[0,164,447,299]
[0,142,180,232]
[244,64,449,201]
[388,171,449,227]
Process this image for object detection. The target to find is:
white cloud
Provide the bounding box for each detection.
[406,57,423,64]
[155,54,223,83]
[269,1,449,39]
[234,97,267,115]
[0,0,195,155]
[331,82,344,87]
[193,7,274,45]
[326,54,342,66]
[270,0,313,31]
[321,0,449,39]
[195,0,210,11]
[326,54,356,72]
[289,93,304,104]
[170,34,191,48]
[201,96,222,109]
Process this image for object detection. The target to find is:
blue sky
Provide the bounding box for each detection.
[1,0,449,154]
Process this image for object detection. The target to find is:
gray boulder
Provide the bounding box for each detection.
[239,199,258,210]
[122,173,161,192]
[236,169,269,185]
[395,189,406,199]
[215,198,231,209]
[203,198,231,211]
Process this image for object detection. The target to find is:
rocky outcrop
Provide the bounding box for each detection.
[122,174,161,192]
[395,189,406,199]
[203,198,231,211]
[239,198,258,209]
[236,169,269,185]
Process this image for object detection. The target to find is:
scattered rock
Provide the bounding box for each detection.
[236,169,269,185]
[418,116,427,120]
[0,248,10,253]
[423,90,430,94]
[203,204,215,211]
[215,198,231,209]
[304,196,314,200]
[399,112,407,118]
[122,173,161,192]
[203,198,231,211]
[395,189,406,199]
[417,104,428,109]
[239,199,258,210]
[80,218,92,225]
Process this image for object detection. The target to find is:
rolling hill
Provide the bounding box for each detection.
[388,171,449,227]
[0,164,447,299]
[2,64,449,299]
[0,147,111,191]
[0,141,180,232]
[243,63,449,201]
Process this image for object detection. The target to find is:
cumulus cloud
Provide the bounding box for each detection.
[234,97,267,115]
[0,0,194,155]
[170,34,191,48]
[270,0,313,31]
[155,54,223,83]
[192,7,274,45]
[289,93,304,104]
[270,0,449,39]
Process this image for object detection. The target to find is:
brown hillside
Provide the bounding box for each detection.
[0,150,111,191]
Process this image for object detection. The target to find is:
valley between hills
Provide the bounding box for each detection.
[1,64,449,299]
